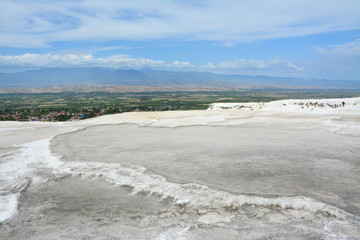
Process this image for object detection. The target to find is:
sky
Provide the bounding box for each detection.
[0,0,359,80]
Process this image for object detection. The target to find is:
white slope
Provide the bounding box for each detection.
[208,97,360,113]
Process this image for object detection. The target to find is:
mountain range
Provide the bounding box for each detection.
[1,67,359,89]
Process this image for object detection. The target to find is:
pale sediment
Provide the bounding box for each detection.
[1,98,360,239]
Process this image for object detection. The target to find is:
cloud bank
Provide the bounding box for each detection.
[0,0,359,48]
[0,53,306,78]
[0,54,184,69]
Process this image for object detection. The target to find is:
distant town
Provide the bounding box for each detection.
[0,109,102,122]
[0,106,173,122]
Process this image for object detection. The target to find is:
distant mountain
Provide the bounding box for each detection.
[0,67,359,89]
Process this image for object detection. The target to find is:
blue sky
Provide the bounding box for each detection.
[0,0,359,80]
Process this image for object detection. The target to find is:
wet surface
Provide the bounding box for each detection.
[52,124,360,215]
[1,107,360,239]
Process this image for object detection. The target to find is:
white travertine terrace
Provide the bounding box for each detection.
[1,97,360,240]
[208,97,360,113]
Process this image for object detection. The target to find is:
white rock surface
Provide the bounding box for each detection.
[208,97,360,113]
[0,97,359,240]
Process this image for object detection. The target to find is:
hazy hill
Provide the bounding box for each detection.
[0,67,359,89]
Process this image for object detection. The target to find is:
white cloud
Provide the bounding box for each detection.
[93,46,140,52]
[170,60,193,67]
[287,62,303,71]
[217,58,268,70]
[298,39,360,80]
[0,53,193,70]
[202,62,217,69]
[315,39,360,56]
[0,0,359,48]
[202,57,297,71]
[0,54,308,78]
[223,42,235,47]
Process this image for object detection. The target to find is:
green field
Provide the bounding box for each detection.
[1,89,359,121]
